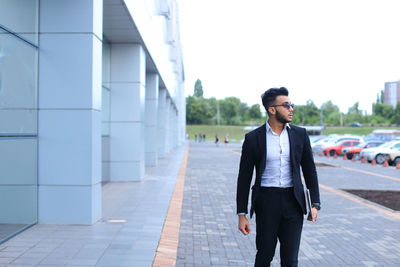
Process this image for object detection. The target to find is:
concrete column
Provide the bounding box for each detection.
[165,97,171,153]
[109,44,146,181]
[157,88,167,158]
[171,107,176,149]
[173,107,178,148]
[38,0,103,224]
[179,82,187,145]
[175,110,180,147]
[145,73,159,166]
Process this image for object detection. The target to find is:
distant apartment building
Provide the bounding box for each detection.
[384,81,400,107]
[0,0,185,244]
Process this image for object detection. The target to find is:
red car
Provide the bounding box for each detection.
[323,140,361,157]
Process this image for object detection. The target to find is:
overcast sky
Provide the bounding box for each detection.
[178,0,400,114]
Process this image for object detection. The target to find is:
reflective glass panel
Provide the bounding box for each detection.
[0,29,38,135]
[0,27,38,243]
[0,0,39,45]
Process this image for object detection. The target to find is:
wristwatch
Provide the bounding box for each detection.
[312,203,321,210]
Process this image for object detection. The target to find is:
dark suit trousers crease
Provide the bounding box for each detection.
[254,187,304,267]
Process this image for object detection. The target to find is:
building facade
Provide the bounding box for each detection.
[384,81,400,108]
[0,0,185,244]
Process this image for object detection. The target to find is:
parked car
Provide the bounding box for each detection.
[313,135,363,154]
[349,122,363,127]
[388,150,400,166]
[360,140,400,164]
[323,139,361,157]
[342,141,384,160]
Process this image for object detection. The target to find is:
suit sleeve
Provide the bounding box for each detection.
[236,134,255,214]
[300,129,321,205]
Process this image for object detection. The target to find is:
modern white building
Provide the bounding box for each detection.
[0,0,185,244]
[384,81,400,108]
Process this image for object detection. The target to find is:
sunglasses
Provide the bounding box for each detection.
[270,103,295,109]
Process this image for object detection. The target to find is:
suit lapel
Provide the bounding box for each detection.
[257,124,266,182]
[287,125,296,172]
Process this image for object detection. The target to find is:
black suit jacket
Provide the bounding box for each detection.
[236,123,320,218]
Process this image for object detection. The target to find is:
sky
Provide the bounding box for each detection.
[178,0,400,114]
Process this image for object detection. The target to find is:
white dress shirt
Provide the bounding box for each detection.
[261,122,293,188]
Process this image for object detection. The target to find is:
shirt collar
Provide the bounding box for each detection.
[266,120,291,133]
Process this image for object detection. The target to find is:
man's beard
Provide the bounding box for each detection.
[276,109,291,124]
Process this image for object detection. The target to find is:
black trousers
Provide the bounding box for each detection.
[254,187,304,267]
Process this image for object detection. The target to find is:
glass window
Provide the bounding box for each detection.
[0,29,38,135]
[0,138,37,226]
[342,142,351,146]
[0,19,38,243]
[0,0,39,45]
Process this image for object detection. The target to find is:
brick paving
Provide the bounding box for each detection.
[177,142,400,267]
[1,141,399,267]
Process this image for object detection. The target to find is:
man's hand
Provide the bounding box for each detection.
[307,207,318,222]
[238,215,251,235]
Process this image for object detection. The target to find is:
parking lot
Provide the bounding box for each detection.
[311,132,400,167]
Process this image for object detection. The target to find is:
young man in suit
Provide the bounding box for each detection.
[236,87,321,267]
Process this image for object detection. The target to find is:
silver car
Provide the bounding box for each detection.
[360,140,400,164]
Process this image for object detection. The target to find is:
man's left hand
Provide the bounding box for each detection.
[307,207,318,222]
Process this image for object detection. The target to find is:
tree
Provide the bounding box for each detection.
[373,103,394,118]
[325,112,341,125]
[391,101,400,125]
[219,97,241,125]
[291,100,320,125]
[344,102,365,125]
[347,102,362,115]
[248,104,262,120]
[320,101,340,125]
[238,102,249,118]
[321,101,339,118]
[186,96,214,124]
[193,79,203,98]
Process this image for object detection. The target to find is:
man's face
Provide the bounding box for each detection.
[270,95,294,123]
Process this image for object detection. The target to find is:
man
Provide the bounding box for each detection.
[236,87,320,267]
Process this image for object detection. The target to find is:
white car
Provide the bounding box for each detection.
[360,140,400,164]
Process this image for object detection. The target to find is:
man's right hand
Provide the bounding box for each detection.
[238,215,251,235]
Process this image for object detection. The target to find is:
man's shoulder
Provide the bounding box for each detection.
[245,124,265,138]
[288,124,307,133]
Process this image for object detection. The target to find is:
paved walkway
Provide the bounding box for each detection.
[0,145,187,267]
[177,142,400,266]
[1,141,400,266]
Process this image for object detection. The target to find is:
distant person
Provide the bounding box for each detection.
[199,133,203,143]
[203,134,206,142]
[194,134,197,142]
[236,87,321,266]
[215,134,220,146]
[224,134,229,146]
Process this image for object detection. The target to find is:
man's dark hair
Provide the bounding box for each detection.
[261,87,289,114]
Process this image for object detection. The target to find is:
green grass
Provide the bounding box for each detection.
[186,124,400,142]
[186,125,251,143]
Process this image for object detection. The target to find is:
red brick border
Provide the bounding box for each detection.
[152,145,189,267]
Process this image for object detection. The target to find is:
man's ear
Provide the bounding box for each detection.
[268,107,275,115]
